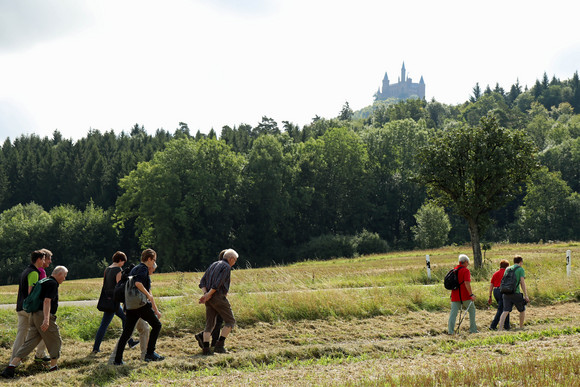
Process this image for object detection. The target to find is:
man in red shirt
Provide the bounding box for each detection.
[488,259,510,330]
[448,254,477,334]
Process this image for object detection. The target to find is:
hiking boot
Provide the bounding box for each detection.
[214,341,227,354]
[202,347,212,356]
[195,332,204,349]
[35,356,51,362]
[128,339,140,349]
[144,352,165,362]
[1,367,15,379]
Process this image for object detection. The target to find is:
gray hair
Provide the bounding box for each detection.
[458,254,470,264]
[51,266,68,277]
[223,249,238,261]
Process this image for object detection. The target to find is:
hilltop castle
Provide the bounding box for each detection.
[374,62,425,101]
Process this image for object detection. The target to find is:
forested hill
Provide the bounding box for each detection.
[0,72,579,284]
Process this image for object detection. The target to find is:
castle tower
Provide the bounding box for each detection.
[382,72,390,94]
[401,62,406,83]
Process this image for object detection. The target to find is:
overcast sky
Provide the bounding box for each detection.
[1,0,579,142]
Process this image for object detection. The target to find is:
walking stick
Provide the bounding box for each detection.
[456,301,474,334]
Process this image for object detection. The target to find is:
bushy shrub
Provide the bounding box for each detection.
[299,234,355,260]
[352,229,389,255]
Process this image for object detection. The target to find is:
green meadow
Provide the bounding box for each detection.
[0,242,578,386]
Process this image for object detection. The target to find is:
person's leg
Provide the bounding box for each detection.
[12,312,46,364]
[93,311,115,352]
[136,319,150,360]
[115,305,139,348]
[37,315,62,369]
[203,303,218,343]
[212,295,236,352]
[448,302,460,334]
[490,288,502,330]
[113,310,139,364]
[519,311,526,328]
[466,301,477,333]
[11,310,32,360]
[211,314,223,346]
[138,305,162,357]
[34,340,47,359]
[498,294,513,331]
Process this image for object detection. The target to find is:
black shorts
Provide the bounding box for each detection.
[502,293,526,313]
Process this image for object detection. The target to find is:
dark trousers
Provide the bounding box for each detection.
[114,303,161,363]
[490,287,510,330]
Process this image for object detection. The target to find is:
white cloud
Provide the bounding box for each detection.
[0,0,579,141]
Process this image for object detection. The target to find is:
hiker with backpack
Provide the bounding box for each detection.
[1,266,69,379]
[91,251,139,354]
[112,248,164,365]
[10,250,47,363]
[447,254,478,334]
[488,259,510,330]
[497,255,530,331]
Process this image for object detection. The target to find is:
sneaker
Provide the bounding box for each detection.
[194,332,204,349]
[213,345,227,354]
[202,347,212,356]
[128,339,140,349]
[89,350,100,356]
[1,367,15,379]
[48,365,59,372]
[144,352,165,362]
[112,361,125,366]
[35,356,51,362]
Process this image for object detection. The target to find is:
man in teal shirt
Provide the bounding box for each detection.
[498,256,530,330]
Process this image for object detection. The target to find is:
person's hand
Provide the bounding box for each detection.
[154,309,162,319]
[524,296,530,303]
[488,296,492,305]
[470,294,476,300]
[41,319,50,332]
[198,293,209,304]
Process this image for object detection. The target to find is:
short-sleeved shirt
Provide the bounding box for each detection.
[508,264,525,293]
[38,267,47,280]
[40,276,60,315]
[450,265,471,302]
[27,270,40,287]
[130,263,151,292]
[490,268,506,288]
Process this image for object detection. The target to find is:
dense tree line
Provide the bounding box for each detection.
[1,72,579,282]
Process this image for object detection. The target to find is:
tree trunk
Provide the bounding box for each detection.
[467,218,483,269]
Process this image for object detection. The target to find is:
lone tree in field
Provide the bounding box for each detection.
[416,115,537,268]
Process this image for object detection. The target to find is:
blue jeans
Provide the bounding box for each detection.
[490,287,510,330]
[93,305,136,352]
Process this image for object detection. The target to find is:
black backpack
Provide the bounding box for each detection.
[500,266,518,294]
[113,263,135,304]
[444,266,464,290]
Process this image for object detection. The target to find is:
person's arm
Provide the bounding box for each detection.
[488,282,494,304]
[520,277,530,302]
[135,281,161,317]
[464,281,475,300]
[27,271,39,295]
[41,298,51,332]
[115,270,122,283]
[199,288,216,304]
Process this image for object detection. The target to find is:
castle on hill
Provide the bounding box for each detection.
[374,62,425,101]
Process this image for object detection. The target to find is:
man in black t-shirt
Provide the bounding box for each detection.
[2,266,69,378]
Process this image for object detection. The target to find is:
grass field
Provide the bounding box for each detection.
[0,242,578,386]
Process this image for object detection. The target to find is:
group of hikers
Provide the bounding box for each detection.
[447,253,530,335]
[1,247,528,379]
[1,247,239,379]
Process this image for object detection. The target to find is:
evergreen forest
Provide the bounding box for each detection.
[1,71,580,284]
